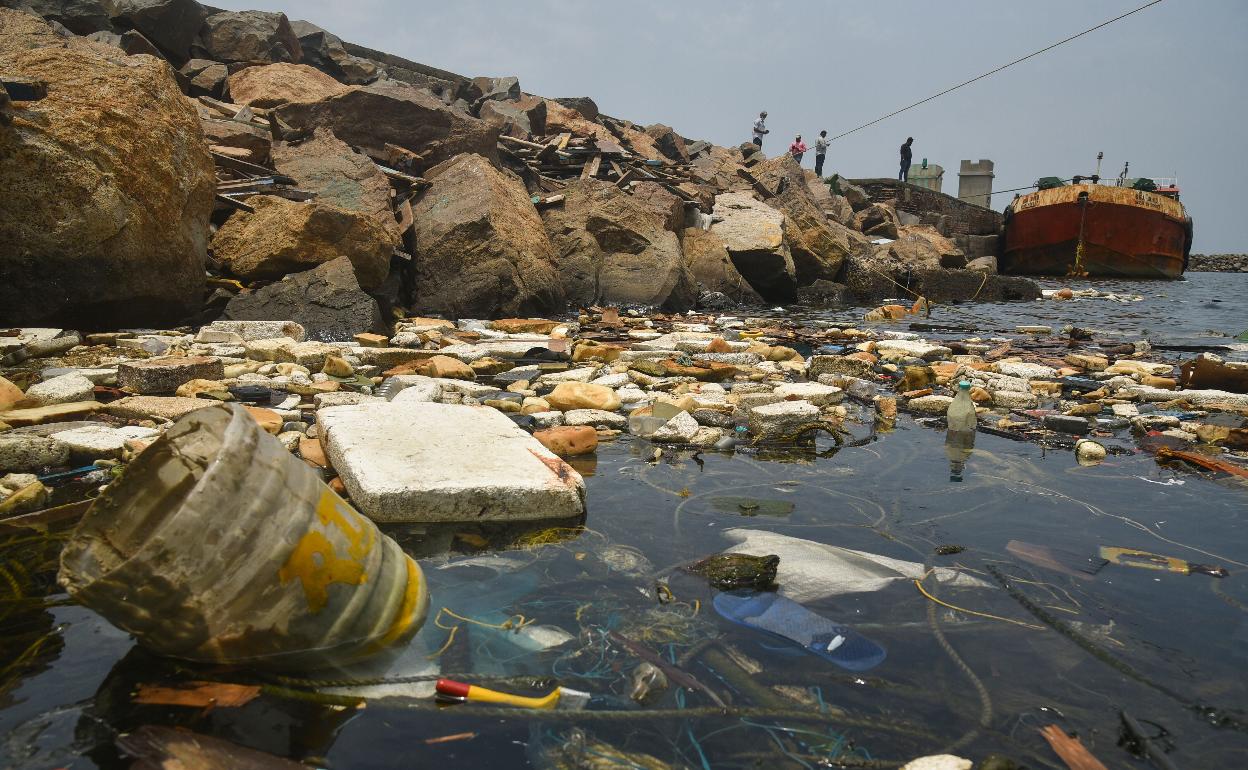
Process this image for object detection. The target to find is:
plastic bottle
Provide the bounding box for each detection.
[945,381,977,482]
[946,380,977,432]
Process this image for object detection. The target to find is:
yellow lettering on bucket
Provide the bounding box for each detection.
[278,490,376,613]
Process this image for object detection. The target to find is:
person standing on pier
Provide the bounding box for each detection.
[789,135,807,164]
[814,130,829,177]
[899,137,914,181]
[752,111,769,148]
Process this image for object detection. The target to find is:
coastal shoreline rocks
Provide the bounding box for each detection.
[1188,254,1248,272]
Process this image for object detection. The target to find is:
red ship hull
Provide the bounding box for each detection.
[1001,185,1190,279]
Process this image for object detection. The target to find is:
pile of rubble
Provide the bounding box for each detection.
[1,1,1038,334]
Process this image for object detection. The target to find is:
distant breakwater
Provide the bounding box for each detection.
[1188,254,1248,272]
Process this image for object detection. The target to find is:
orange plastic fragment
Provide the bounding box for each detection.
[1040,725,1109,770]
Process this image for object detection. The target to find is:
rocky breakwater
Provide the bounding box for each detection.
[1188,254,1248,272]
[3,1,1042,336]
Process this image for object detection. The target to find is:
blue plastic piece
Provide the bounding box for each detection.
[713,591,886,671]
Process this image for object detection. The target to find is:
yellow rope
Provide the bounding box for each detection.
[969,271,990,301]
[435,607,535,632]
[426,624,459,659]
[914,574,1044,630]
[427,607,537,659]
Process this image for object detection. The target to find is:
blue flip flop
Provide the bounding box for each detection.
[713,591,886,671]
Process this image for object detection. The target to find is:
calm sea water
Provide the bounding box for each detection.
[2,274,1246,768]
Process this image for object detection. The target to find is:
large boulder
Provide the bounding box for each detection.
[852,202,901,239]
[645,123,690,163]
[411,153,564,318]
[289,19,377,85]
[804,172,853,226]
[680,227,762,305]
[0,10,214,328]
[906,269,1041,303]
[542,98,615,144]
[690,144,752,194]
[541,179,695,310]
[199,116,269,164]
[227,61,349,108]
[842,250,1037,304]
[271,128,399,244]
[108,0,206,63]
[710,193,796,302]
[211,196,393,289]
[602,117,665,162]
[224,256,384,341]
[882,227,966,269]
[276,81,499,170]
[180,57,227,97]
[4,0,111,35]
[478,95,546,139]
[751,155,853,285]
[470,75,520,104]
[839,180,870,211]
[194,10,300,65]
[554,96,598,121]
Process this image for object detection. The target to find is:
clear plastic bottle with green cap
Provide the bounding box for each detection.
[945,380,977,482]
[945,380,977,432]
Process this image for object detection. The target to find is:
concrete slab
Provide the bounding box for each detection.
[48,426,128,461]
[747,400,820,440]
[118,356,223,394]
[23,374,95,406]
[774,382,844,406]
[874,339,952,362]
[204,320,306,341]
[318,402,586,523]
[105,396,216,422]
[0,402,104,427]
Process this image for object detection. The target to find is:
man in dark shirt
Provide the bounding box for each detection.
[899,137,913,182]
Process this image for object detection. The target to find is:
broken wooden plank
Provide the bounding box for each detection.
[396,198,414,234]
[375,164,428,188]
[498,135,547,152]
[217,175,297,190]
[555,132,572,151]
[662,182,697,202]
[537,175,566,193]
[198,96,266,122]
[581,154,603,180]
[608,160,626,180]
[615,168,639,188]
[536,134,568,164]
[531,193,565,209]
[210,150,275,177]
[215,193,255,213]
[384,143,424,172]
[135,682,261,709]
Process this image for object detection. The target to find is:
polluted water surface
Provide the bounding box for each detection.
[0,274,1246,768]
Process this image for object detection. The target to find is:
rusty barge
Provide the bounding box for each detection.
[1001,179,1193,279]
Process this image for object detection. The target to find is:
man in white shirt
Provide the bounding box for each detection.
[752,111,769,147]
[814,130,830,177]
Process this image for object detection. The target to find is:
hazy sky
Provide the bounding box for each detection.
[213,0,1245,252]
